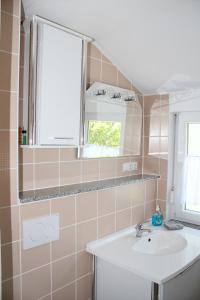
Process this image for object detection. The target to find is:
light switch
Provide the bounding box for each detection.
[123,161,138,172]
[23,214,59,250]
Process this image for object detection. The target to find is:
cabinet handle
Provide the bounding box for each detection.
[49,137,74,140]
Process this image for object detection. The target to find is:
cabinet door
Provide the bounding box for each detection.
[160,259,200,300]
[36,22,82,145]
[96,258,152,300]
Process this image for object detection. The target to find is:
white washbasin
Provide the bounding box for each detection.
[87,225,200,283]
[132,231,187,255]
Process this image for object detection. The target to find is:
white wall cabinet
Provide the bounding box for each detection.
[29,17,90,145]
[36,22,82,145]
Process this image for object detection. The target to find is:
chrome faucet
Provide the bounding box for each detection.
[135,223,152,237]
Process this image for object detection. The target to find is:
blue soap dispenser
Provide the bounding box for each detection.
[152,205,163,226]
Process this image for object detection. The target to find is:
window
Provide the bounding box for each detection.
[185,123,200,213]
[174,112,200,224]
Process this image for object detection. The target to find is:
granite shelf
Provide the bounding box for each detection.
[19,174,160,203]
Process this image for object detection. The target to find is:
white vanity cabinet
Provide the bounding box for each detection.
[95,257,200,300]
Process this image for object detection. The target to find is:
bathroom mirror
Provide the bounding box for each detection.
[81,82,142,158]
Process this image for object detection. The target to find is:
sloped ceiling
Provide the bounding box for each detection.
[22,0,200,94]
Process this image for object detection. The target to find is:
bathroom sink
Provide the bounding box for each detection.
[87,225,200,284]
[132,231,187,255]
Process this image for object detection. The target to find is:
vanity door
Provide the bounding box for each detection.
[160,259,200,300]
[96,258,152,300]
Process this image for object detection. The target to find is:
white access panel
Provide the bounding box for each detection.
[36,22,82,145]
[23,214,59,249]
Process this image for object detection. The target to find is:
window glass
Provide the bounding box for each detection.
[174,113,200,224]
[187,123,200,156]
[185,122,200,213]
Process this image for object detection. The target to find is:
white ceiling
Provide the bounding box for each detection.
[22,0,200,94]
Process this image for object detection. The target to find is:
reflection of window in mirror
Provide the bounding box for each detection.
[87,120,122,147]
[84,120,123,157]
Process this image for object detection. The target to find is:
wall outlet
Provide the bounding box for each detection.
[122,161,138,172]
[23,214,60,250]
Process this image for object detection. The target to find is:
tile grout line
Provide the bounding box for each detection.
[0,89,18,93]
[100,53,103,82]
[0,49,19,56]
[89,55,112,65]
[144,181,147,220]
[117,69,119,86]
[1,9,20,18]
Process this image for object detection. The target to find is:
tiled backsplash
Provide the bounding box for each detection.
[0,1,169,299]
[19,148,142,191]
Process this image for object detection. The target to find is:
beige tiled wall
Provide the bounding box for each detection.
[0,1,167,299]
[143,94,169,216]
[87,43,141,94]
[5,180,157,299]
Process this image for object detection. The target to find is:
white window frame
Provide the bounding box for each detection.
[174,112,200,225]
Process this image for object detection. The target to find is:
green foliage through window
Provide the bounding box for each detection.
[87,121,121,147]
